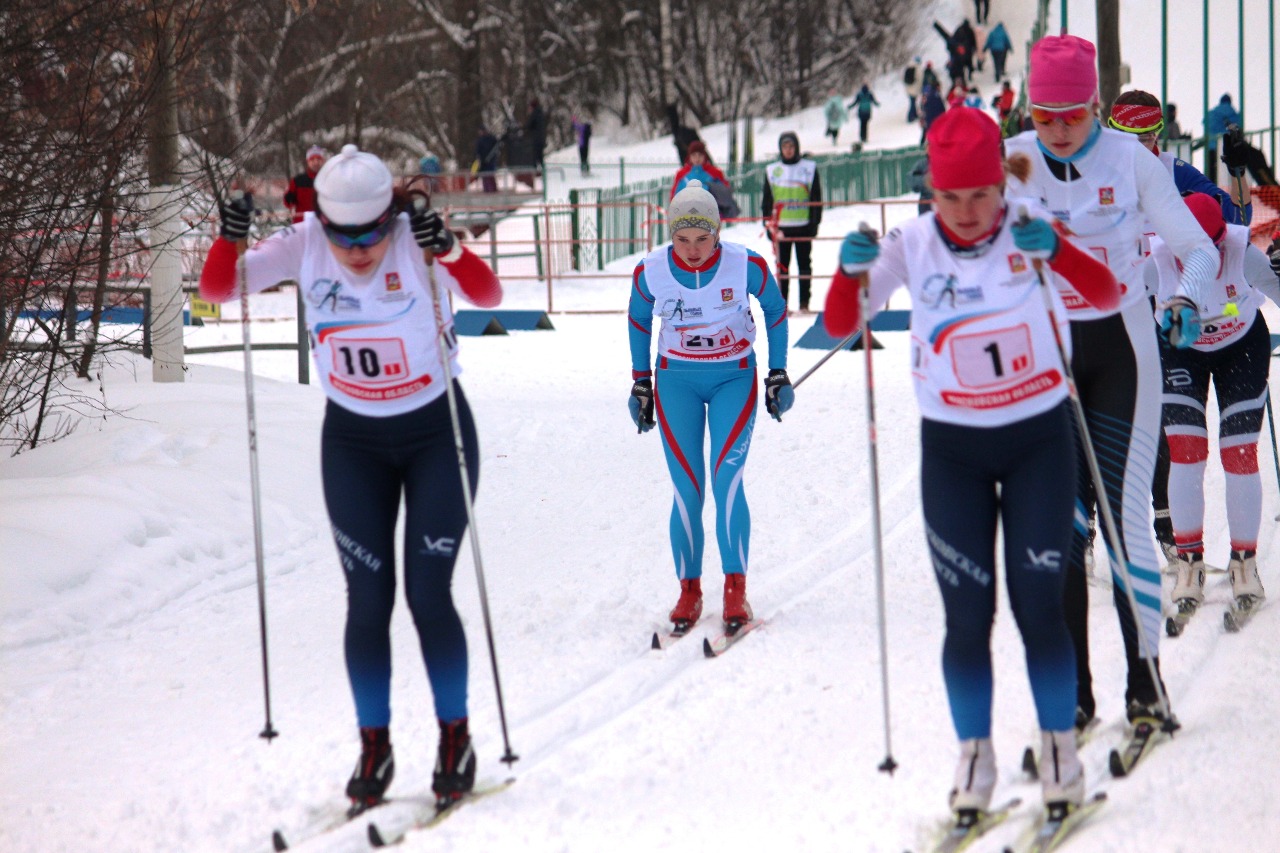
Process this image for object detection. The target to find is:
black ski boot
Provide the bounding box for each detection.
[432,718,476,807]
[346,726,395,814]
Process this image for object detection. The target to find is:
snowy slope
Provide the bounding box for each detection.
[5,2,1280,851]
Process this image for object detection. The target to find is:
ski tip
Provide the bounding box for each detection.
[271,829,288,851]
[702,637,716,658]
[1108,749,1128,778]
[650,631,662,650]
[368,823,390,848]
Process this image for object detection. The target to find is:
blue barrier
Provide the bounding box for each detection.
[19,307,197,325]
[793,310,909,350]
[489,310,554,331]
[453,311,508,336]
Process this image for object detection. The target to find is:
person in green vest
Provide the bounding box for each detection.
[761,131,823,312]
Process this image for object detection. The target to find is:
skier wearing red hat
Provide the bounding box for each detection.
[824,107,1121,822]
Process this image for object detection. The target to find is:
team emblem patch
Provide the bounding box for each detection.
[1098,187,1115,205]
[721,288,734,302]
[1008,253,1027,273]
[1226,284,1237,299]
[385,273,402,291]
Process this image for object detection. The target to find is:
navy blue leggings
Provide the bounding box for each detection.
[921,403,1078,739]
[321,385,478,727]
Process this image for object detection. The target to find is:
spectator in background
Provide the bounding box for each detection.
[849,83,881,143]
[762,131,822,312]
[1203,94,1243,183]
[920,84,946,144]
[972,22,987,74]
[973,0,989,24]
[946,80,968,111]
[963,86,984,109]
[284,145,327,224]
[572,115,592,175]
[525,98,547,174]
[475,127,500,194]
[993,80,1015,127]
[985,22,1013,82]
[670,140,730,199]
[904,56,923,122]
[1160,103,1189,142]
[823,88,849,144]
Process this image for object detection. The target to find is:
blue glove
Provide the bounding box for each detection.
[1011,216,1058,260]
[628,379,655,433]
[839,230,880,275]
[764,369,794,421]
[1160,299,1201,349]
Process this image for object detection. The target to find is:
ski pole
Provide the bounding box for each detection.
[849,223,897,775]
[234,192,278,742]
[1020,209,1176,730]
[420,215,519,767]
[792,328,862,390]
[1266,390,1280,521]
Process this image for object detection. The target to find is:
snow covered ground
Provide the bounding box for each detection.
[4,1,1280,851]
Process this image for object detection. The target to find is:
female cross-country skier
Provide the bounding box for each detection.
[627,180,792,631]
[1146,193,1276,618]
[198,144,502,812]
[824,106,1121,820]
[1004,35,1218,732]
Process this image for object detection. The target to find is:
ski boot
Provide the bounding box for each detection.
[668,577,702,631]
[1038,730,1084,807]
[1228,549,1265,605]
[346,726,395,814]
[1154,510,1178,570]
[722,573,753,629]
[432,718,476,808]
[948,737,997,814]
[1171,551,1206,609]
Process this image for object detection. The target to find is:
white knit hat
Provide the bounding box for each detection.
[314,144,393,226]
[668,180,720,233]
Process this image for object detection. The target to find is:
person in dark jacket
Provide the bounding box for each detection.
[284,145,327,224]
[525,98,547,173]
[920,84,946,144]
[475,127,500,194]
[848,83,881,143]
[761,131,822,312]
[984,22,1013,82]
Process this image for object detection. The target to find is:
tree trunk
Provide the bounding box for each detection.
[77,179,116,379]
[1095,0,1122,116]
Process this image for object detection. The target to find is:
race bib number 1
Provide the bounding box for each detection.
[950,325,1034,388]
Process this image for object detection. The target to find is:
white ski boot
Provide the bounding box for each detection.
[948,737,997,813]
[1228,549,1265,603]
[1171,552,1206,607]
[1038,729,1084,807]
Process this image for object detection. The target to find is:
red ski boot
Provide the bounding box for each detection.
[723,573,753,628]
[668,577,703,630]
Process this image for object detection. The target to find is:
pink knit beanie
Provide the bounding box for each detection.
[1028,35,1098,104]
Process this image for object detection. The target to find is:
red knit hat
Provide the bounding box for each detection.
[927,107,1005,190]
[1184,192,1226,245]
[1029,35,1098,105]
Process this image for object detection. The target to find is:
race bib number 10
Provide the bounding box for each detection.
[331,337,410,384]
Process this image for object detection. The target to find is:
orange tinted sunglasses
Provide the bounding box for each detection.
[1030,103,1093,127]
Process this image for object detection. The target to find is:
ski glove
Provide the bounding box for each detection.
[1221,125,1248,177]
[1160,297,1201,349]
[763,369,794,422]
[628,379,655,433]
[1269,237,1280,281]
[1011,216,1058,260]
[839,229,880,275]
[410,199,455,255]
[219,193,253,242]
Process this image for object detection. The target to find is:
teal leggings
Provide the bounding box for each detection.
[654,362,758,579]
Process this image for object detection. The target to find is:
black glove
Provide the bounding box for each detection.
[410,198,455,255]
[1221,125,1248,177]
[628,379,655,433]
[218,193,253,241]
[763,369,795,421]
